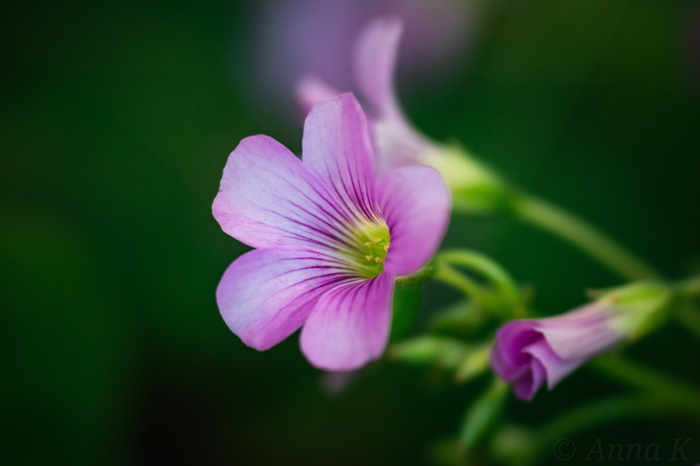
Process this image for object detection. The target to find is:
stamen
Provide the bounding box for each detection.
[343,218,390,278]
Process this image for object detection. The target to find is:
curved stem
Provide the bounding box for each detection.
[438,250,520,307]
[433,262,493,308]
[512,194,661,281]
[537,397,678,444]
[525,396,683,466]
[591,355,700,417]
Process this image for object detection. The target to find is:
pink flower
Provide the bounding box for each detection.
[491,304,620,401]
[250,0,473,113]
[297,17,437,175]
[297,18,506,205]
[213,93,450,371]
[491,280,674,401]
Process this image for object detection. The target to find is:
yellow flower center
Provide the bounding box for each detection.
[346,219,390,278]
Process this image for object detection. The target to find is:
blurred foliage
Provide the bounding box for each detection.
[1,0,699,465]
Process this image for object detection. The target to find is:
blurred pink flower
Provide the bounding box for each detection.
[297,17,437,174]
[296,16,509,206]
[249,0,474,113]
[213,93,450,370]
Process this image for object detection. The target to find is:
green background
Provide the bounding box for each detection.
[2,1,699,464]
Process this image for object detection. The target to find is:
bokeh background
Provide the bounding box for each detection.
[2,0,700,464]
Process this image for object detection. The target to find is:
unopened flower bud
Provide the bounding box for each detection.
[491,281,673,400]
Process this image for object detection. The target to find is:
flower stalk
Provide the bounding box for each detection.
[438,249,522,314]
[510,193,661,281]
[518,395,689,466]
[591,355,700,417]
[438,144,660,282]
[433,262,495,309]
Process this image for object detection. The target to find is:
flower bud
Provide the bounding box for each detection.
[491,281,673,400]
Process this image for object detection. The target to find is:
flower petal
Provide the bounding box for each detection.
[213,135,354,251]
[300,273,394,370]
[377,166,450,276]
[523,339,581,389]
[353,16,402,114]
[295,76,341,115]
[353,17,435,175]
[491,321,541,380]
[513,358,546,402]
[216,248,349,351]
[301,93,378,219]
[533,304,620,361]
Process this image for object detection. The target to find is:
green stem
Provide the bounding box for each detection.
[537,396,678,444]
[526,396,684,466]
[512,194,661,281]
[438,250,520,307]
[591,355,700,417]
[433,262,494,308]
